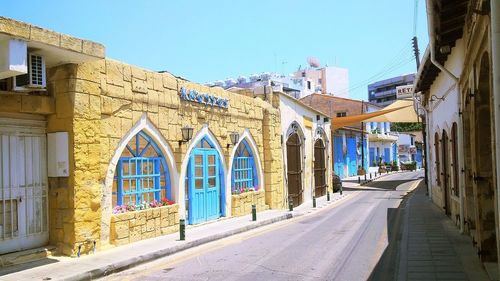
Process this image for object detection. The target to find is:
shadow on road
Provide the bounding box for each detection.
[342,179,418,192]
[365,183,416,281]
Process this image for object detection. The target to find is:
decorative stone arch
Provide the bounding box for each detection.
[101,113,178,246]
[285,120,305,141]
[178,124,227,220]
[226,129,264,216]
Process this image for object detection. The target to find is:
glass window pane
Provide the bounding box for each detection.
[195,155,203,165]
[195,179,203,189]
[208,177,216,188]
[195,167,203,177]
[208,166,216,176]
[208,155,215,165]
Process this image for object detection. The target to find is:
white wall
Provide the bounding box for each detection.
[279,94,331,204]
[425,38,464,201]
[324,67,349,98]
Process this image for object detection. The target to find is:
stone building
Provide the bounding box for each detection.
[0,17,330,257]
[414,0,500,271]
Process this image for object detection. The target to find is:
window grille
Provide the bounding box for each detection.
[113,131,170,206]
[232,140,257,192]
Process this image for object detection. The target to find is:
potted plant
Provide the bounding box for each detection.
[378,161,387,173]
[357,165,366,175]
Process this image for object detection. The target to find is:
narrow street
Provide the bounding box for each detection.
[104,171,423,281]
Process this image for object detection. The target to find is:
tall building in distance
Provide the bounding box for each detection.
[367,73,415,106]
[291,65,349,98]
[211,58,349,100]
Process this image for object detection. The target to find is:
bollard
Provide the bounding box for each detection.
[375,171,377,177]
[252,204,257,221]
[289,198,293,211]
[327,191,330,201]
[387,170,389,174]
[340,184,343,195]
[370,173,372,179]
[358,176,360,183]
[364,174,367,181]
[179,219,185,241]
[313,197,316,208]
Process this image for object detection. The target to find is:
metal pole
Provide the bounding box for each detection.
[327,191,330,201]
[289,197,293,211]
[313,197,316,208]
[179,219,185,241]
[252,204,257,221]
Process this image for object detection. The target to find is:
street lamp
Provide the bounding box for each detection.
[228,131,239,148]
[179,126,193,146]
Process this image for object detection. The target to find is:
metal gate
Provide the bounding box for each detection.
[286,133,303,207]
[314,139,326,197]
[0,119,48,254]
[347,137,357,176]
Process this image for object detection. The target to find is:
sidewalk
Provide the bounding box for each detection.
[0,190,353,281]
[398,181,491,281]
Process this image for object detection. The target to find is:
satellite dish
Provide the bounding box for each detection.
[307,56,320,68]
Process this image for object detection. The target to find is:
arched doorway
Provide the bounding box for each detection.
[286,127,303,207]
[472,53,497,262]
[187,137,223,224]
[314,139,327,197]
[442,130,450,216]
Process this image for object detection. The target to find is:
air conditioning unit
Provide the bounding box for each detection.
[12,53,46,92]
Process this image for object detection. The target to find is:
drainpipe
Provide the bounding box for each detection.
[490,0,500,263]
[425,0,465,233]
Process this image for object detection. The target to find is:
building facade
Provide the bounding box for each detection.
[0,17,333,257]
[368,73,416,106]
[414,0,500,269]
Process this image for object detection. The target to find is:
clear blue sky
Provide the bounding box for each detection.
[3,0,428,101]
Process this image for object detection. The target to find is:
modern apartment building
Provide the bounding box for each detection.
[368,73,416,106]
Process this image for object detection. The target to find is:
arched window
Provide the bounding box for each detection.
[231,139,258,193]
[113,130,170,207]
[434,132,441,185]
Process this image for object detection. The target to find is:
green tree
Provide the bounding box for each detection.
[391,122,422,132]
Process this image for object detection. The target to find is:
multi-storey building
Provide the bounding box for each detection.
[368,73,416,106]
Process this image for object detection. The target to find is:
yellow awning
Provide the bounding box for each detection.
[364,99,420,122]
[332,99,420,130]
[332,106,409,130]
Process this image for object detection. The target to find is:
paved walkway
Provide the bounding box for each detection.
[398,181,491,281]
[0,190,353,281]
[1,171,491,281]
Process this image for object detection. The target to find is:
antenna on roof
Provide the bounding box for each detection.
[307,56,320,68]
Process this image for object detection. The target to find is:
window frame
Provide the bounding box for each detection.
[114,131,170,207]
[231,139,258,192]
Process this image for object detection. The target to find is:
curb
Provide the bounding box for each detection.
[63,213,293,281]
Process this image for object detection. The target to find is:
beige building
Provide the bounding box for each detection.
[414,0,500,271]
[0,17,294,257]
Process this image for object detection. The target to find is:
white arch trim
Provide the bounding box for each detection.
[226,129,265,217]
[178,124,227,220]
[101,113,178,246]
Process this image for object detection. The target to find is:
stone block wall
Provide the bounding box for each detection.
[231,190,268,217]
[58,59,285,255]
[110,204,179,246]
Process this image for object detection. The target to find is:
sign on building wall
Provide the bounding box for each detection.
[396,85,414,99]
[179,87,229,109]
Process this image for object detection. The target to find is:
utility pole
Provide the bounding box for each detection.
[361,100,365,172]
[412,36,421,69]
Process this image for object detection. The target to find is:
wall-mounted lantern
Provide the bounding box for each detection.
[179,126,194,146]
[228,131,240,148]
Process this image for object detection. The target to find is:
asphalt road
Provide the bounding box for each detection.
[104,171,424,281]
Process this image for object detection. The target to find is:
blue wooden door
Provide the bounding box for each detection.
[384,148,391,164]
[189,149,220,224]
[369,147,375,166]
[347,137,357,176]
[333,136,344,178]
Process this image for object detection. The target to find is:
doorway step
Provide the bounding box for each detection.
[0,246,56,268]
